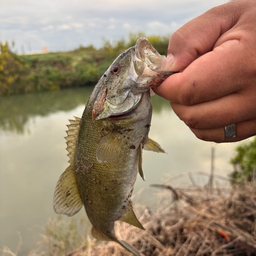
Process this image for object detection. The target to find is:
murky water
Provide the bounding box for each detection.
[0,87,248,255]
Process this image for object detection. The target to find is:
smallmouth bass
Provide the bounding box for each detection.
[53,38,173,256]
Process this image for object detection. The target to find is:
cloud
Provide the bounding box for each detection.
[123,23,132,30]
[107,25,116,30]
[88,22,97,28]
[146,21,170,34]
[41,25,54,31]
[58,25,71,31]
[0,0,228,54]
[57,23,84,31]
[72,23,84,29]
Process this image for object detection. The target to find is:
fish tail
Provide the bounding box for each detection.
[92,227,141,255]
[118,240,141,256]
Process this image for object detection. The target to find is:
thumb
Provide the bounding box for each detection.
[164,1,240,72]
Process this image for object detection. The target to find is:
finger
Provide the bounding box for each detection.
[190,119,256,143]
[166,1,242,71]
[171,89,256,130]
[155,39,249,105]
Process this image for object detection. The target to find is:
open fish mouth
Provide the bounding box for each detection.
[94,92,142,120]
[108,94,143,119]
[92,38,173,121]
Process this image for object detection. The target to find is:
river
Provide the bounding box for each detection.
[0,87,248,255]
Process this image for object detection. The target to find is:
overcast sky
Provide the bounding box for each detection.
[0,0,228,54]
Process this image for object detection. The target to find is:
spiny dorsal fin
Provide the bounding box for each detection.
[143,138,166,153]
[65,117,81,164]
[120,202,145,230]
[96,132,123,163]
[53,117,83,216]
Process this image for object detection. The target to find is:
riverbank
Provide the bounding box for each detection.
[3,173,255,256]
[0,34,169,96]
[44,177,256,256]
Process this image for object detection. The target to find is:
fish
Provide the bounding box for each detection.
[53,38,173,256]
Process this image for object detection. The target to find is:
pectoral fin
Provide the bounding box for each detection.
[53,166,83,216]
[144,138,166,153]
[96,133,123,163]
[150,88,155,96]
[120,202,145,230]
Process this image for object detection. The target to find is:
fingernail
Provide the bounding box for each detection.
[161,54,174,71]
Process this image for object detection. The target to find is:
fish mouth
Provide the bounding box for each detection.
[94,92,142,120]
[108,94,143,120]
[92,38,174,121]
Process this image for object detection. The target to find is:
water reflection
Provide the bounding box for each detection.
[0,87,170,135]
[0,87,247,255]
[0,87,93,134]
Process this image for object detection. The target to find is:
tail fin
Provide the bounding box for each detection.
[92,227,141,255]
[118,240,141,256]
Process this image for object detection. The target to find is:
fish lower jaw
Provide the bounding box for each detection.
[108,110,134,120]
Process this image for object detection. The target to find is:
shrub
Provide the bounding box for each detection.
[230,137,256,184]
[0,42,24,95]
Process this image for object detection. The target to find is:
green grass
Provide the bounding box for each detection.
[0,34,170,96]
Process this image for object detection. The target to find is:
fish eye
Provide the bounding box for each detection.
[111,64,121,75]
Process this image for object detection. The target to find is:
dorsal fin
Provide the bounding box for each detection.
[65,117,81,164]
[53,117,83,216]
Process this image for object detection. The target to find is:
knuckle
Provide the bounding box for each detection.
[193,129,224,143]
[194,132,209,142]
[182,114,199,129]
[178,82,197,106]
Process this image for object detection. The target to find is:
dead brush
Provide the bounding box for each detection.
[74,173,256,256]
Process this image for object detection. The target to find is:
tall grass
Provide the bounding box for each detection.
[0,34,170,96]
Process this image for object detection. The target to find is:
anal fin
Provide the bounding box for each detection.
[120,202,145,230]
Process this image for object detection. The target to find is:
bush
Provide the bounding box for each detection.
[1,34,171,96]
[230,137,256,184]
[0,42,24,95]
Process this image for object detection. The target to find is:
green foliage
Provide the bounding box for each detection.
[0,33,171,96]
[0,42,24,95]
[229,137,256,184]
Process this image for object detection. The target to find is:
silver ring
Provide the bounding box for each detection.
[224,124,237,139]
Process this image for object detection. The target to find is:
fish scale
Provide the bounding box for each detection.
[53,37,173,256]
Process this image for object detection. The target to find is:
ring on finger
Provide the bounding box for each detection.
[224,124,237,139]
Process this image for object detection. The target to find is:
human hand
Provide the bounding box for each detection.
[154,0,256,143]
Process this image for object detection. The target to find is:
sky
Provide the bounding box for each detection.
[0,0,228,54]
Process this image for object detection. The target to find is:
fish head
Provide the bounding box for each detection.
[92,38,173,120]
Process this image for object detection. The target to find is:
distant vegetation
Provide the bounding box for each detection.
[230,137,256,184]
[0,33,170,96]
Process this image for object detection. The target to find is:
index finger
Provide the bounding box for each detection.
[154,39,247,105]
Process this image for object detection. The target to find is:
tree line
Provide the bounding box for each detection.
[0,33,169,96]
